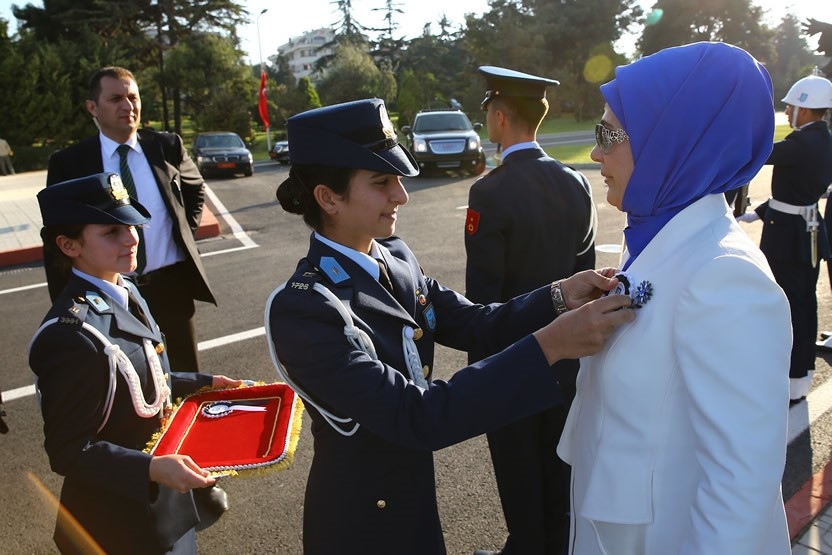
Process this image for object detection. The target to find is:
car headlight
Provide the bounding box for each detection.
[467,137,480,150]
[413,138,427,153]
[197,155,207,164]
[246,152,253,162]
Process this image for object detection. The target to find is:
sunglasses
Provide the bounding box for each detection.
[595,123,629,154]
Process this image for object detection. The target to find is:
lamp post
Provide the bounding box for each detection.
[256,8,271,151]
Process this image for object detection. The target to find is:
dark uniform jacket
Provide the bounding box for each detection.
[464,146,595,553]
[29,274,213,554]
[755,120,832,264]
[44,130,215,305]
[268,235,567,555]
[465,147,595,309]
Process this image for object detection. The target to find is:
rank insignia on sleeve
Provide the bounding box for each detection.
[466,208,480,235]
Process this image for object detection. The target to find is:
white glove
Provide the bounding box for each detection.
[736,212,760,223]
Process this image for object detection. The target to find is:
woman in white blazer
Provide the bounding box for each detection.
[557,42,793,555]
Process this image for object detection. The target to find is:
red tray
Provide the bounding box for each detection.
[147,383,303,476]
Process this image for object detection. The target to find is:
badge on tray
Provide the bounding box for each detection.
[146,382,304,477]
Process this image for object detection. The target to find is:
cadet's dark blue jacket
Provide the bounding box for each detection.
[268,235,567,555]
[29,273,212,554]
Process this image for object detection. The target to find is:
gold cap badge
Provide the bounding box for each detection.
[109,174,129,201]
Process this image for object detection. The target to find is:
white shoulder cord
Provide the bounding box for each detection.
[28,319,171,433]
[265,281,427,437]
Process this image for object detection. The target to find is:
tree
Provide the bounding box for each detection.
[396,68,440,126]
[637,0,775,63]
[12,0,249,137]
[768,13,817,105]
[163,32,256,140]
[462,0,642,120]
[397,21,472,113]
[315,43,386,105]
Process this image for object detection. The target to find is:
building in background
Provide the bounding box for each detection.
[275,28,337,83]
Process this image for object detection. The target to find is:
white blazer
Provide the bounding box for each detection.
[557,194,792,555]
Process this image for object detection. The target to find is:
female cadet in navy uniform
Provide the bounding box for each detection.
[29,173,240,554]
[266,98,635,555]
[740,72,832,403]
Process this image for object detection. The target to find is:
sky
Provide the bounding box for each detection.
[2,0,832,63]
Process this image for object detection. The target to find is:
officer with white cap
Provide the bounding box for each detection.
[739,69,832,404]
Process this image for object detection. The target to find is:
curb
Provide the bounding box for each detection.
[194,206,220,240]
[786,458,832,541]
[0,207,221,270]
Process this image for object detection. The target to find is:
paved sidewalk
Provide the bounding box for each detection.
[0,170,219,268]
[791,459,832,553]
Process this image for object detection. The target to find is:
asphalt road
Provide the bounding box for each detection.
[1,158,830,554]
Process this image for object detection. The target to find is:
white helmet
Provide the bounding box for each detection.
[782,73,832,109]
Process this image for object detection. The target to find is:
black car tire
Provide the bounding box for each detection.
[468,154,486,176]
[244,167,253,177]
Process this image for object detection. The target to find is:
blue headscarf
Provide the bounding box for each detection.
[601,42,774,268]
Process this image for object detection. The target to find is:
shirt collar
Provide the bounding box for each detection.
[100,132,138,160]
[502,141,539,158]
[314,231,381,280]
[72,268,129,309]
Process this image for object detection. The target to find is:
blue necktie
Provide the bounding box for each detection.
[116,144,146,274]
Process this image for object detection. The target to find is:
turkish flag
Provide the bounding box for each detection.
[258,69,270,129]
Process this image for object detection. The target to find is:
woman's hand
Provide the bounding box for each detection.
[534,293,634,365]
[560,268,620,309]
[211,375,244,389]
[149,454,217,493]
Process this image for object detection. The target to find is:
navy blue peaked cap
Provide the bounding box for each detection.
[287,98,419,177]
[38,172,151,226]
[479,65,560,108]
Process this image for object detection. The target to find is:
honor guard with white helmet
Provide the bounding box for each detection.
[466,66,596,555]
[740,69,832,403]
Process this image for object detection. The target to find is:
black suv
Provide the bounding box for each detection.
[193,132,254,177]
[401,110,486,176]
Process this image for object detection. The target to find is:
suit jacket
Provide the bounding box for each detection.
[755,119,832,265]
[465,147,596,308]
[44,129,215,304]
[29,274,213,554]
[558,194,792,555]
[268,235,567,555]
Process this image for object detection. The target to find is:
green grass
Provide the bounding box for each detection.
[244,113,793,166]
[544,120,792,165]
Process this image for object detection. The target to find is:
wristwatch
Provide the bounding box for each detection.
[550,280,569,315]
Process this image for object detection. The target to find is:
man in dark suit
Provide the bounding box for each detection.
[45,66,216,374]
[465,66,596,555]
[739,72,832,405]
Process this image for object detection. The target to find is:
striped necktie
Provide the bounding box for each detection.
[116,144,147,274]
[377,259,394,295]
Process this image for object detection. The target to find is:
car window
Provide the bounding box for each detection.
[198,134,245,148]
[413,113,472,133]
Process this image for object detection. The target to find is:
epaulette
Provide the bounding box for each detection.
[56,298,89,328]
[284,270,323,294]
